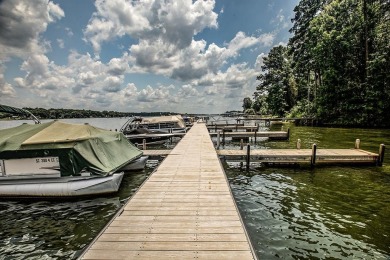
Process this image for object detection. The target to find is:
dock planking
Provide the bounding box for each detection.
[217,148,380,165]
[80,122,256,260]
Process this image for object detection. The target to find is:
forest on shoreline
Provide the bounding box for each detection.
[0,107,177,120]
[243,0,389,127]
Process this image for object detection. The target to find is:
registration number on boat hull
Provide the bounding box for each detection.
[1,157,60,176]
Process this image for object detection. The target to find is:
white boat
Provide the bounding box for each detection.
[120,155,148,171]
[0,116,143,197]
[120,115,187,134]
[122,127,175,146]
[0,173,124,197]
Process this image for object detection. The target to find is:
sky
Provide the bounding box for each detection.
[0,0,299,114]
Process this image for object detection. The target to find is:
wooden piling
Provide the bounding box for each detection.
[222,129,225,145]
[142,139,147,150]
[355,139,360,149]
[287,128,290,140]
[217,131,221,149]
[378,144,385,166]
[240,139,244,150]
[246,144,250,170]
[311,144,317,167]
[254,131,257,143]
[297,139,301,149]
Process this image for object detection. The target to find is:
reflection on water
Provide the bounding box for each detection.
[224,122,390,259]
[0,159,159,259]
[1,118,390,259]
[227,165,390,259]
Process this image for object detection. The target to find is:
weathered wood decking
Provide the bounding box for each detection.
[80,122,256,259]
[218,148,380,165]
[209,131,289,139]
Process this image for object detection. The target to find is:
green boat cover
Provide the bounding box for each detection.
[0,121,143,176]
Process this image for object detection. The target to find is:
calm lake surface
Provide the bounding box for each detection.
[0,118,389,259]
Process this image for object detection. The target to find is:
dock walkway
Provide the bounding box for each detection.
[81,123,256,259]
[218,148,380,165]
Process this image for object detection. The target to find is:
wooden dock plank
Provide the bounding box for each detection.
[209,131,288,138]
[82,250,253,260]
[217,148,379,164]
[80,123,256,260]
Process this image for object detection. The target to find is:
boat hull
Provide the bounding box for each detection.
[0,173,124,197]
[120,156,148,171]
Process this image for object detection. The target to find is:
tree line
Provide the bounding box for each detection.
[0,107,176,120]
[244,0,389,127]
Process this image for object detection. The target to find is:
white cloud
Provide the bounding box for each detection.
[137,85,174,103]
[255,53,266,70]
[84,0,218,53]
[0,0,64,59]
[0,70,16,97]
[178,84,200,98]
[271,9,290,30]
[57,39,65,49]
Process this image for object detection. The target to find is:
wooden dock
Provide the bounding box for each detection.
[209,130,289,140]
[207,125,258,132]
[217,148,381,165]
[80,123,256,259]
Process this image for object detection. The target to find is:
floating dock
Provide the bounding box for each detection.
[217,147,382,166]
[80,122,256,259]
[207,125,258,132]
[209,130,289,141]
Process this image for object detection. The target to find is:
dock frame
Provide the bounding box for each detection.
[79,122,257,260]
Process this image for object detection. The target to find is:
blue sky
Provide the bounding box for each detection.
[0,0,299,113]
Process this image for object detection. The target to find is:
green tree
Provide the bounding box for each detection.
[256,45,297,117]
[242,97,253,112]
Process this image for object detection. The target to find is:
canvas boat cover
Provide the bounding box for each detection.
[0,121,142,177]
[141,115,186,128]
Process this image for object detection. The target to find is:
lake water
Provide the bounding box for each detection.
[1,118,389,259]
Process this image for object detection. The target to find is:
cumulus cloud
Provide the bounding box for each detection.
[255,53,266,70]
[84,0,218,53]
[0,70,16,97]
[178,84,200,98]
[0,0,64,59]
[137,85,174,103]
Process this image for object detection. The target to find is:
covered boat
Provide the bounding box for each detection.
[0,120,143,197]
[120,115,187,135]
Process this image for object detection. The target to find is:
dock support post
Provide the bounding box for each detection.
[355,139,360,149]
[297,139,301,149]
[378,144,385,166]
[222,129,225,145]
[240,139,244,150]
[246,144,250,170]
[287,128,290,140]
[217,131,221,149]
[311,144,317,167]
[143,139,147,150]
[254,131,257,143]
